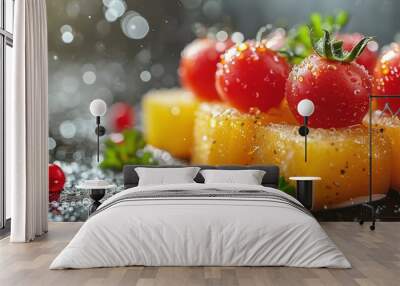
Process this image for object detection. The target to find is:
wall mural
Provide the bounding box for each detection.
[47,0,400,222]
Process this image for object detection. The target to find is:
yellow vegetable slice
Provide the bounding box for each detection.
[191,101,298,165]
[252,124,392,210]
[192,103,260,164]
[370,115,400,191]
[142,89,198,159]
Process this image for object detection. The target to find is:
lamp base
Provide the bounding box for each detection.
[358,202,378,231]
[298,125,309,136]
[95,125,106,136]
[89,189,106,215]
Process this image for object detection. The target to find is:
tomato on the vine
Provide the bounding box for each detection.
[215,41,290,112]
[179,38,233,101]
[286,30,372,128]
[336,33,378,75]
[373,43,400,114]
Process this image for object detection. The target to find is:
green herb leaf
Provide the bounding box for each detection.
[309,28,373,63]
[100,129,157,171]
[335,10,349,28]
[282,11,350,64]
[278,176,296,197]
[342,36,374,62]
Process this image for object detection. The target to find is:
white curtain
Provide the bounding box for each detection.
[7,0,49,242]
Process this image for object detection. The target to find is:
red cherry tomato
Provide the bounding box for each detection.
[49,163,66,193]
[373,43,400,113]
[179,38,233,101]
[215,41,290,113]
[108,102,135,132]
[286,54,371,128]
[336,33,378,75]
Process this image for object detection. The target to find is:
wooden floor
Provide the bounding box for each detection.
[0,222,399,286]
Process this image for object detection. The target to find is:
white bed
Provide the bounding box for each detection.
[50,181,350,269]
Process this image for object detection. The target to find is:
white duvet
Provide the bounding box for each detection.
[50,183,351,269]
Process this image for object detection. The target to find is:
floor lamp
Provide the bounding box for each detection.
[359,94,400,231]
[297,99,315,162]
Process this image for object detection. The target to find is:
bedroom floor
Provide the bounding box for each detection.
[0,223,399,286]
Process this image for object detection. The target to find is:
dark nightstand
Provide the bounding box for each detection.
[289,177,321,210]
[76,183,116,215]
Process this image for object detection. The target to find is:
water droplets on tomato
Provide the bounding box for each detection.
[327,65,337,71]
[381,64,389,75]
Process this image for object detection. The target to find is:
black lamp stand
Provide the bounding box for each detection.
[298,116,310,162]
[94,116,106,162]
[359,94,400,231]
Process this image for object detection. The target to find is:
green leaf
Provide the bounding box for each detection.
[278,176,296,197]
[281,11,350,64]
[100,129,157,172]
[343,36,374,62]
[298,25,311,48]
[322,30,334,59]
[335,10,349,28]
[309,28,373,63]
[309,28,324,57]
[310,13,323,36]
[332,40,344,58]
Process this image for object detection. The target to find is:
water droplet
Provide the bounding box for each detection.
[354,89,360,95]
[237,43,248,52]
[381,64,390,75]
[170,106,180,116]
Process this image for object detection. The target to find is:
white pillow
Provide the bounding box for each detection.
[135,167,201,186]
[200,169,266,185]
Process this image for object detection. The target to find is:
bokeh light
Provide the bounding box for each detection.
[48,137,57,150]
[121,12,150,40]
[59,121,77,139]
[103,0,127,22]
[216,30,228,42]
[61,31,74,44]
[82,71,97,85]
[105,8,119,22]
[140,70,152,82]
[60,24,73,33]
[231,32,244,43]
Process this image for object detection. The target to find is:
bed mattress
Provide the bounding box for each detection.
[50,183,350,269]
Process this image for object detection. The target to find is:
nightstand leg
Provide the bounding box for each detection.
[89,189,106,215]
[296,181,313,210]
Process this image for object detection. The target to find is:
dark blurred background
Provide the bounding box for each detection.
[47,0,400,162]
